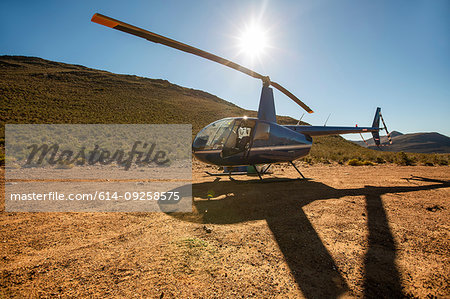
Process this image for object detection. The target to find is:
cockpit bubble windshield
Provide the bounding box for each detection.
[192,118,235,150]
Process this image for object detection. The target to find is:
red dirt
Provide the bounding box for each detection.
[0,163,449,298]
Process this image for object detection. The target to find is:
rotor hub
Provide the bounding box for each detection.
[262,76,271,87]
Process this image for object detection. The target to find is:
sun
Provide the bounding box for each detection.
[237,23,269,60]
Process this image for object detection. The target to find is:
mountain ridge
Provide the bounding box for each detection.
[351,131,450,153]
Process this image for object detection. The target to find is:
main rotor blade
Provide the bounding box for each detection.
[91,13,314,113]
[91,13,265,80]
[270,81,313,113]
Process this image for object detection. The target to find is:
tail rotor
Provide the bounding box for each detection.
[379,112,392,145]
[366,107,392,147]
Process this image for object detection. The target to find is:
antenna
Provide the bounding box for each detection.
[296,113,305,125]
[324,113,331,126]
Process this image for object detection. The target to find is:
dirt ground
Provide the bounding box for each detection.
[0,162,449,298]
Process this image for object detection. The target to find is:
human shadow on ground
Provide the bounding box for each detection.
[163,176,449,298]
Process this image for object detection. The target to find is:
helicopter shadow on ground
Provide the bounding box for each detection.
[162,176,449,298]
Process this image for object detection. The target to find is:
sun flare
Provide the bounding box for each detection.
[237,23,269,59]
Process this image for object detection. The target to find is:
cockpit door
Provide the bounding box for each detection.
[221,119,256,158]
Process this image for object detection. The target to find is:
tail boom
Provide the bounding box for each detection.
[284,125,379,136]
[285,107,383,138]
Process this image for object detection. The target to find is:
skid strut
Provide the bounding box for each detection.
[252,164,263,180]
[289,161,306,179]
[261,164,272,174]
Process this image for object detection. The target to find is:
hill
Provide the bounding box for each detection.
[0,55,301,134]
[0,55,245,134]
[352,131,450,153]
[0,55,448,166]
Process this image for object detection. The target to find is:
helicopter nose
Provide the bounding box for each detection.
[191,134,203,158]
[192,132,207,153]
[191,140,198,156]
[192,133,209,163]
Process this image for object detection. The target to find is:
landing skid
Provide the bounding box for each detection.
[205,161,306,180]
[205,171,249,177]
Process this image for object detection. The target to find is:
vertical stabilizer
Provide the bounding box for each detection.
[372,107,381,128]
[257,86,276,123]
[371,107,381,146]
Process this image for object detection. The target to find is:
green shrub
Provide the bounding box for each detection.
[438,159,448,166]
[348,159,375,166]
[348,159,363,166]
[397,152,415,166]
[376,157,385,164]
[301,157,314,165]
[55,161,74,169]
[322,158,331,164]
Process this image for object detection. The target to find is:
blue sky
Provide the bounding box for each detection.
[1,0,449,138]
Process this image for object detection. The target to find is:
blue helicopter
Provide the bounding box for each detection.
[92,13,391,179]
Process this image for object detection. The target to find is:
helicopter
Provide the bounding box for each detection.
[91,13,391,179]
